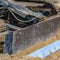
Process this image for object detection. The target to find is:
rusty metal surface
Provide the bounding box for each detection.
[12,15,60,54]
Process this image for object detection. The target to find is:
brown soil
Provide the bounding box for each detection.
[0,19,6,32]
[0,19,7,53]
[0,50,60,60]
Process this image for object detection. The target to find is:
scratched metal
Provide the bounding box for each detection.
[13,15,60,54]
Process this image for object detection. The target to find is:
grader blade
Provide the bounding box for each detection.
[12,15,60,54]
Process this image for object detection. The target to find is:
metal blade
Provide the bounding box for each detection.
[12,15,60,54]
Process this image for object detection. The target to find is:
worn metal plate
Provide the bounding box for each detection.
[13,15,60,54]
[4,31,13,54]
[28,40,60,58]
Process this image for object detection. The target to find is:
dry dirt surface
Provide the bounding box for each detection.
[0,20,6,32]
[0,50,60,60]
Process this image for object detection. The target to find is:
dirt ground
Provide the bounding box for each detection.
[0,49,60,60]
